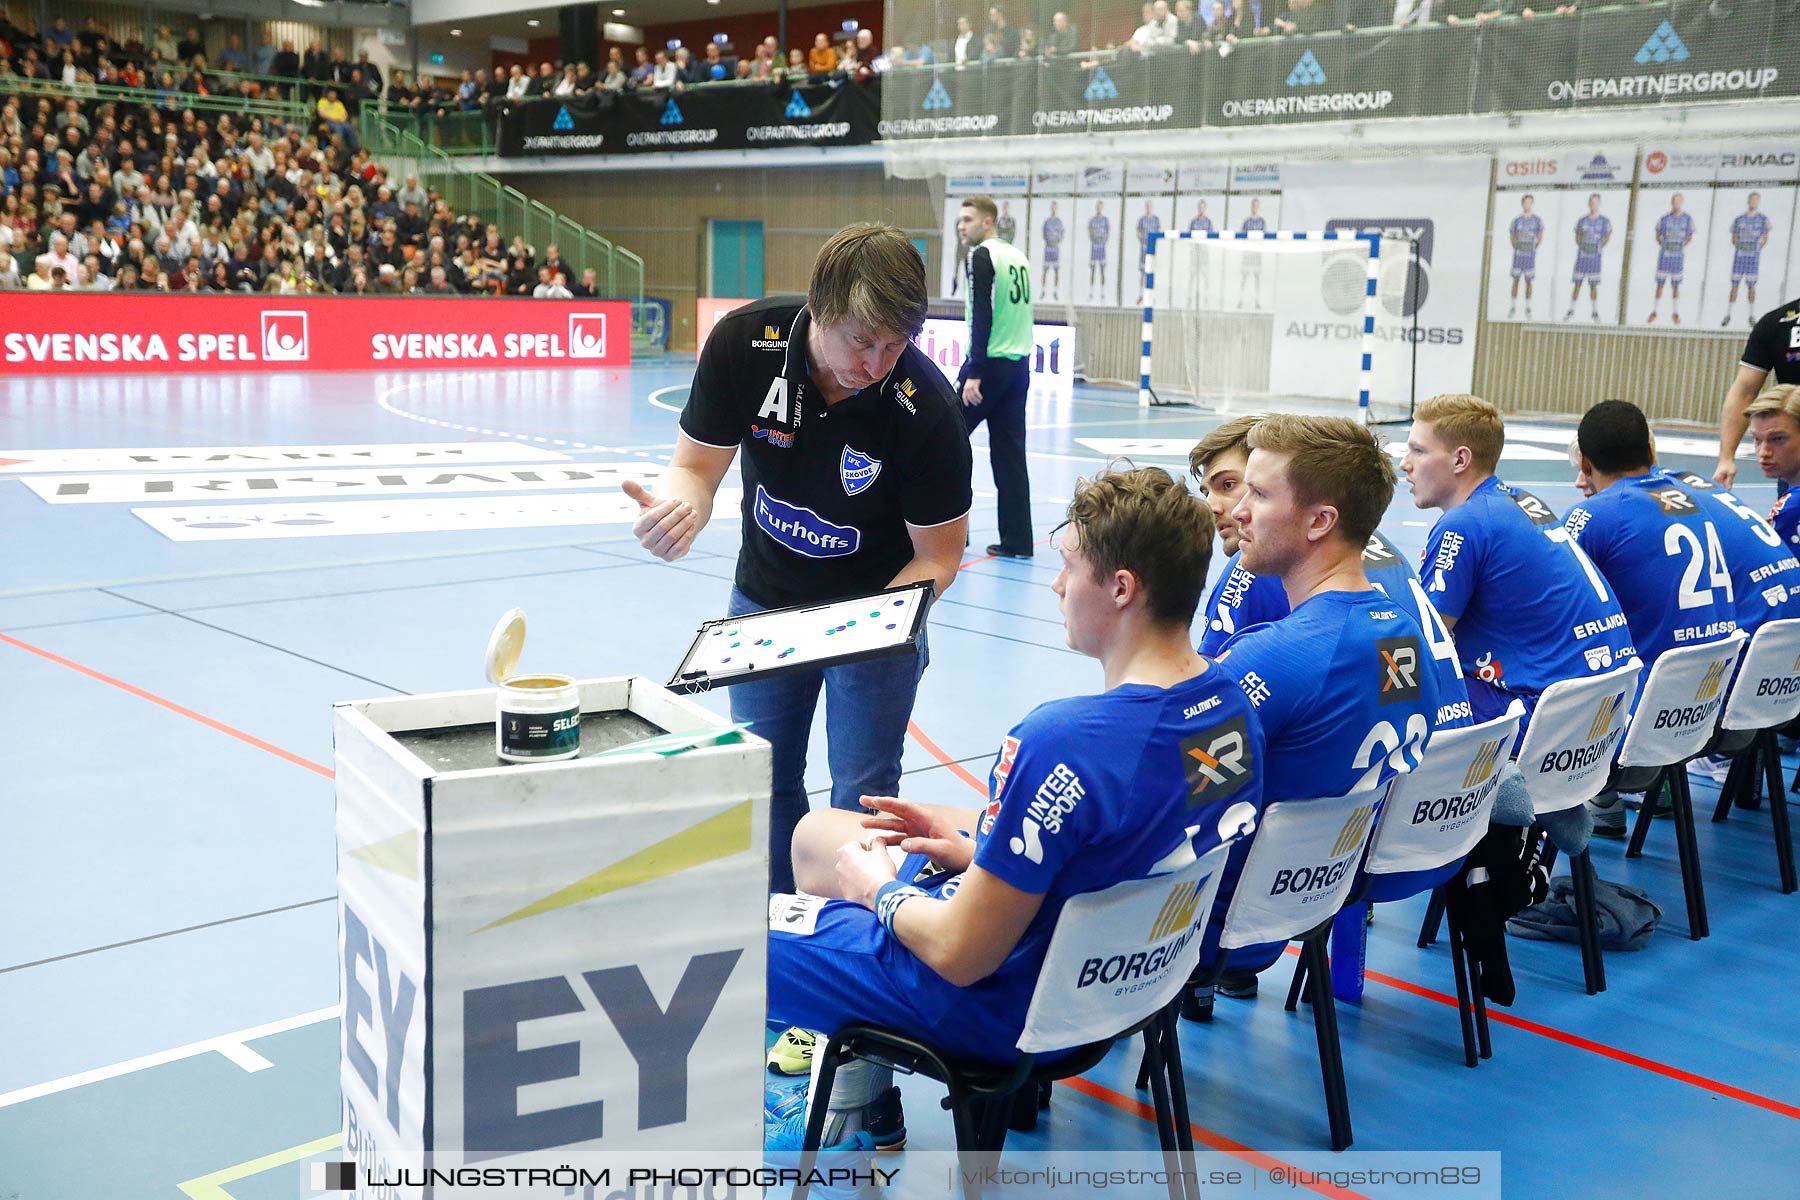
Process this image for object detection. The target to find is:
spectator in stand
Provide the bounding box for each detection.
[808,32,839,75]
[702,42,733,82]
[254,37,277,76]
[570,267,601,297]
[421,264,455,294]
[46,17,74,50]
[652,50,680,89]
[273,40,300,80]
[780,48,808,79]
[456,70,480,111]
[987,6,1022,56]
[533,266,572,298]
[505,63,532,106]
[317,89,360,151]
[1044,11,1079,55]
[628,47,655,87]
[503,252,534,296]
[749,40,779,79]
[837,36,862,77]
[177,27,204,64]
[357,50,384,94]
[553,64,578,96]
[219,35,251,73]
[533,62,558,94]
[0,252,20,290]
[37,229,79,279]
[302,41,331,98]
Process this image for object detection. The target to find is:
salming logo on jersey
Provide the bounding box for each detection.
[1148,879,1203,941]
[1463,738,1505,789]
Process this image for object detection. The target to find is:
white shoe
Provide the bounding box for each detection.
[1688,755,1734,784]
[1507,305,1517,318]
[1564,309,1575,321]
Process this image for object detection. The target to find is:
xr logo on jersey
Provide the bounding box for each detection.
[1377,637,1423,704]
[1179,715,1254,807]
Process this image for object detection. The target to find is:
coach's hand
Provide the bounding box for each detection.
[622,478,697,562]
[860,795,975,874]
[1714,456,1738,489]
[960,377,983,408]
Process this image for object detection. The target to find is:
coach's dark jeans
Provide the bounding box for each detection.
[962,355,1034,552]
[726,587,929,894]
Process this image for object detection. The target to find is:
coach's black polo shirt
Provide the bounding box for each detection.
[1743,298,1800,385]
[679,297,973,610]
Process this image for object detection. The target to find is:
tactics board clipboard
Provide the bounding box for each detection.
[667,581,934,692]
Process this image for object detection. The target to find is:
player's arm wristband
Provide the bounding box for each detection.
[875,881,927,934]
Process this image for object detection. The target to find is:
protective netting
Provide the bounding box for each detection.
[877,0,1800,168]
[1145,233,1418,422]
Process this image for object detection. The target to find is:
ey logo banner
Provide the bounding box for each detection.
[922,78,953,110]
[1636,20,1690,65]
[1149,880,1202,942]
[1287,50,1326,88]
[1463,739,1505,789]
[1084,67,1119,101]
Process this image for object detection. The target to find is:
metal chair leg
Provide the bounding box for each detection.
[1569,849,1607,994]
[1445,904,1479,1068]
[1714,751,1751,823]
[1761,729,1799,895]
[1303,934,1353,1151]
[1625,770,1665,860]
[1284,947,1308,1012]
[796,1039,848,1200]
[1417,886,1447,947]
[1671,767,1709,939]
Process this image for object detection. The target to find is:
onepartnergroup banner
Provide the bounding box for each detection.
[879,0,1795,140]
[294,1149,1503,1198]
[499,82,880,158]
[0,294,631,375]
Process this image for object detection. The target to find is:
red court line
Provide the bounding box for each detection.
[1058,1076,1371,1200]
[0,631,335,780]
[906,720,989,795]
[1359,962,1800,1121]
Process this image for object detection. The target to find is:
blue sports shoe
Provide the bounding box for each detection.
[767,1085,906,1153]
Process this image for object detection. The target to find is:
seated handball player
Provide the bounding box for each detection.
[1565,400,1797,799]
[1403,395,1637,732]
[1186,415,1442,1017]
[764,467,1265,1148]
[1190,415,1471,729]
[1747,385,1800,550]
[621,224,973,899]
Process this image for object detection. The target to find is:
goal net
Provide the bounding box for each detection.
[1140,230,1420,424]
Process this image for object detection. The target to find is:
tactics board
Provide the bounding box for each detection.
[668,582,933,691]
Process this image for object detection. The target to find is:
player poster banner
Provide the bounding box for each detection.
[1625,186,1714,328]
[1702,186,1795,330]
[1273,159,1484,400]
[498,83,877,157]
[1486,189,1560,325]
[0,294,631,375]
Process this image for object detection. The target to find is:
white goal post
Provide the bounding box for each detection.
[1139,229,1418,423]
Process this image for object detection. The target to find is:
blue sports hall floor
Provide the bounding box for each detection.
[1,361,1796,1199]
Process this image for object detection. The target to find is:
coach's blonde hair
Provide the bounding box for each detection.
[1246,415,1395,546]
[1415,393,1506,474]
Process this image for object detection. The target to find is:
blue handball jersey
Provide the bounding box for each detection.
[1661,470,1800,633]
[1563,471,1739,667]
[962,667,1264,1024]
[1218,589,1440,805]
[1421,476,1637,724]
[1199,535,1471,729]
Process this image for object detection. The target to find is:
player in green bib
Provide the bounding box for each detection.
[956,195,1037,557]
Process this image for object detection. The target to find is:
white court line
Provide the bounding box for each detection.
[648,384,686,414]
[0,1005,335,1108]
[376,380,664,460]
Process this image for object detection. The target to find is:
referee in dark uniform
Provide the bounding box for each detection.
[956,195,1036,557]
[622,224,973,894]
[1716,295,1800,489]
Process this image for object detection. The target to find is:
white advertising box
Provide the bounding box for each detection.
[333,677,770,1191]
